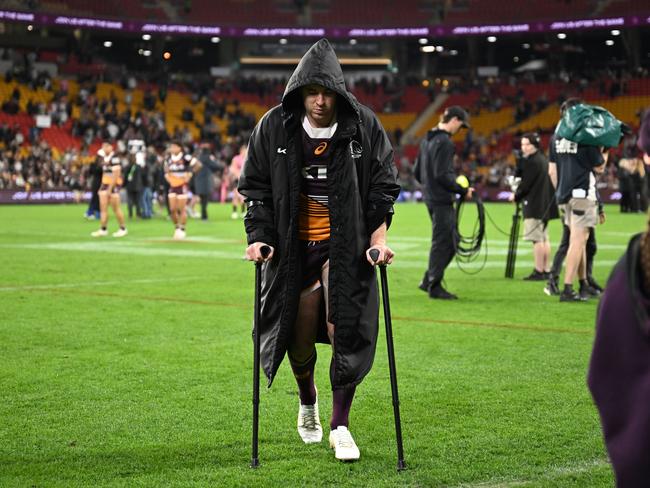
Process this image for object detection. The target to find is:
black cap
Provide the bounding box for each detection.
[444,105,471,129]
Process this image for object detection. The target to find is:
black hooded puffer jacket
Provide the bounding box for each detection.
[238,38,400,389]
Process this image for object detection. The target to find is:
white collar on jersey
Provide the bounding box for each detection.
[302,114,338,139]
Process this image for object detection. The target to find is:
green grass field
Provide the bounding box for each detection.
[1,202,646,487]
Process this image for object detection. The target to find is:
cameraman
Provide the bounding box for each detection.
[548,99,607,302]
[415,106,474,300]
[509,133,558,280]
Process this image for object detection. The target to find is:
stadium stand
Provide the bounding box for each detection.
[17,0,647,25]
[1,0,649,198]
[445,0,596,23]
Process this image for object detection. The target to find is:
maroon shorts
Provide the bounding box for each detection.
[300,239,329,290]
[99,184,121,194]
[168,184,188,196]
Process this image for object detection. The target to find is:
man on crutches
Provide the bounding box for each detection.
[240,38,401,464]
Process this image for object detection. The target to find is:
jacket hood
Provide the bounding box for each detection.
[282,38,359,122]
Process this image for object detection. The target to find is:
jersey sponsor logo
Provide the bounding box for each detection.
[314,142,328,155]
[277,147,287,154]
[555,138,578,154]
[302,165,327,180]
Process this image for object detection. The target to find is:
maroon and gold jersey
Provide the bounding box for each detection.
[165,152,194,188]
[99,151,123,186]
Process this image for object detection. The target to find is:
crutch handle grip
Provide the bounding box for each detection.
[260,245,271,259]
[369,248,380,263]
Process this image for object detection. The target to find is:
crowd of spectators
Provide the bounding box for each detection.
[1,47,648,205]
[0,141,85,191]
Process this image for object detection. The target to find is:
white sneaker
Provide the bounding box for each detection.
[173,228,186,240]
[91,229,108,237]
[329,426,360,461]
[112,228,128,238]
[297,400,323,444]
[231,211,238,220]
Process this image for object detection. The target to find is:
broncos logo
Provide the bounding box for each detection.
[350,140,362,159]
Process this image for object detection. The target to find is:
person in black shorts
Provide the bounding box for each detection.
[239,39,400,462]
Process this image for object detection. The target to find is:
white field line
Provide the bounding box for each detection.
[0,231,241,244]
[0,241,244,260]
[133,235,243,244]
[600,230,644,237]
[390,236,628,250]
[0,276,198,292]
[453,458,610,488]
[0,242,620,270]
[0,229,82,238]
[0,233,629,251]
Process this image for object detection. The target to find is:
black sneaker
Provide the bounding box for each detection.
[587,277,604,294]
[418,282,429,293]
[523,270,546,281]
[544,279,560,296]
[580,284,600,299]
[559,289,588,302]
[429,285,458,300]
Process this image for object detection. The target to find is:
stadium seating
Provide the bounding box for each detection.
[0,81,55,113]
[177,0,295,25]
[311,0,429,27]
[446,0,595,23]
[2,72,648,158]
[28,0,644,25]
[39,0,166,21]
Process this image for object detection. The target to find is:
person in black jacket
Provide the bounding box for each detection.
[415,105,474,299]
[84,157,102,220]
[125,155,143,219]
[589,113,650,486]
[510,133,559,280]
[194,143,222,220]
[238,39,400,462]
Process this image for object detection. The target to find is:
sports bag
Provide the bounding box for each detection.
[555,103,623,148]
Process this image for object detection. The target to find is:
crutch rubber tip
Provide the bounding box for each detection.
[250,458,259,468]
[397,460,407,471]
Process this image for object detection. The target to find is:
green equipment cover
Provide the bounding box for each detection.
[555,103,622,148]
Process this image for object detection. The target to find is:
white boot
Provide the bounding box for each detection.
[329,426,360,461]
[297,397,323,444]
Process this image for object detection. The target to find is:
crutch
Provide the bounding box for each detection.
[251,245,270,468]
[505,202,521,279]
[369,249,406,471]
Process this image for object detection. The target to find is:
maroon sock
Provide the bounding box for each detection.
[330,386,356,429]
[289,350,317,405]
